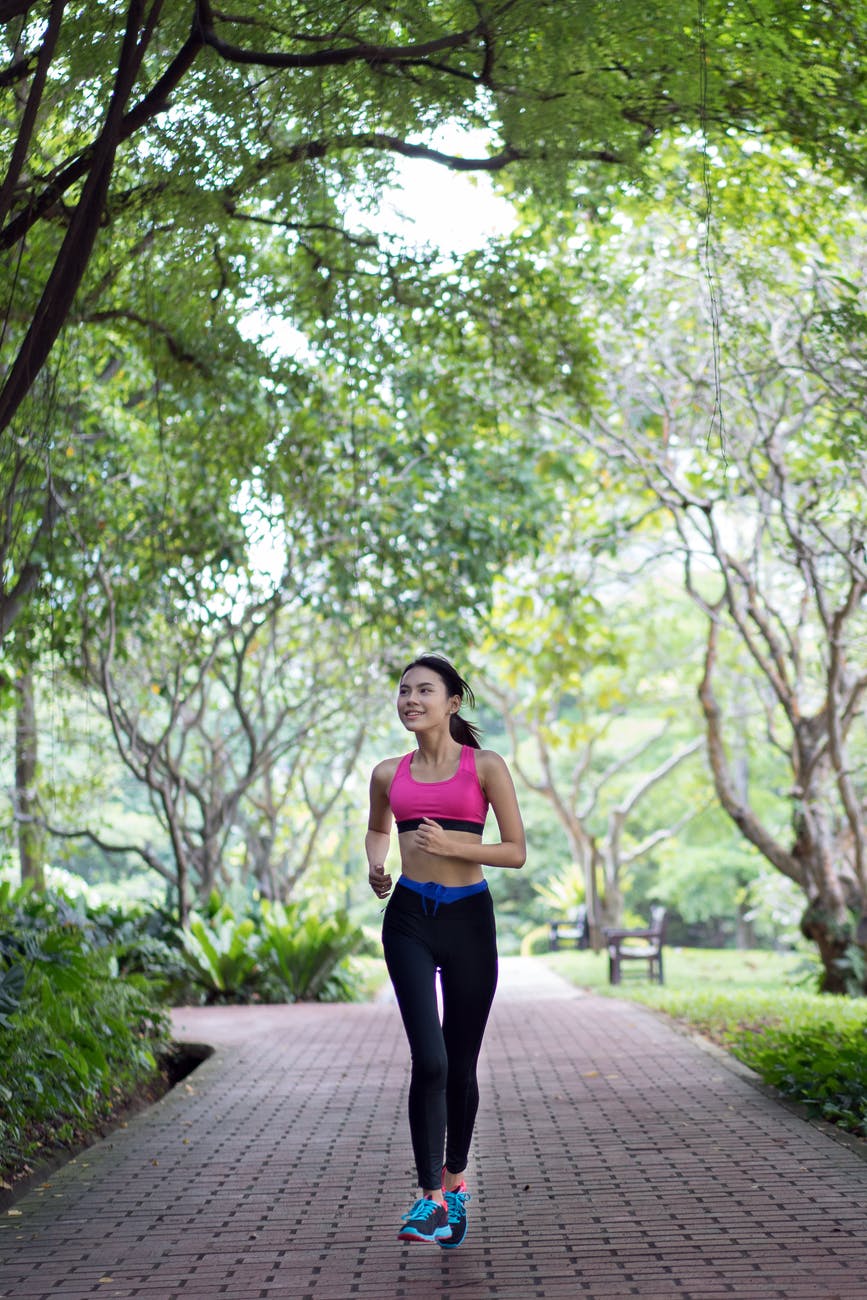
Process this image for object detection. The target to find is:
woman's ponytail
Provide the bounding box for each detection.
[450,712,482,749]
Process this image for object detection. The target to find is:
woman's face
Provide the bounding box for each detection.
[397,666,460,734]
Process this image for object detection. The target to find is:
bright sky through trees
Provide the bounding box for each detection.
[382,127,517,253]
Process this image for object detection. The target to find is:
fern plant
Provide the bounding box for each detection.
[257,899,365,1002]
[178,905,260,1003]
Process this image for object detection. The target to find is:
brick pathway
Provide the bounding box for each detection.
[2,958,867,1299]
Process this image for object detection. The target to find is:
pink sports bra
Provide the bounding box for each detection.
[388,745,488,835]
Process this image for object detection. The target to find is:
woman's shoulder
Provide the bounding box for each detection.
[370,754,405,786]
[472,748,511,779]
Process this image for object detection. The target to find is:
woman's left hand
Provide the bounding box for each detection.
[414,817,452,856]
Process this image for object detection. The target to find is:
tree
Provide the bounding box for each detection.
[474,515,707,935]
[503,693,703,938]
[47,572,383,918]
[235,729,369,905]
[546,155,867,989]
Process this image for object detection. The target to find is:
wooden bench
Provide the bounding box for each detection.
[603,905,667,985]
[548,904,589,951]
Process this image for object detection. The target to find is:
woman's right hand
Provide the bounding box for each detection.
[369,863,393,899]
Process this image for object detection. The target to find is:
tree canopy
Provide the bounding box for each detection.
[3,0,867,641]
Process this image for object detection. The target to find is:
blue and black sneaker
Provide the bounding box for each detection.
[439,1182,471,1249]
[398,1197,451,1243]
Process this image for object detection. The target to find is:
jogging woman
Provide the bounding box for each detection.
[366,654,526,1246]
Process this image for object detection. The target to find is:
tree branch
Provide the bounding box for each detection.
[0,0,67,228]
[614,736,704,823]
[83,308,209,369]
[0,481,61,640]
[0,0,163,431]
[0,0,37,24]
[39,819,175,884]
[699,617,804,886]
[618,806,705,868]
[195,0,485,71]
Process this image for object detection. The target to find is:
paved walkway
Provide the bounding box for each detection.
[2,958,867,1300]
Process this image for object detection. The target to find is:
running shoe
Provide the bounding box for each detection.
[440,1182,471,1249]
[397,1197,451,1243]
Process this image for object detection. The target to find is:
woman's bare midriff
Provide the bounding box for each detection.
[398,829,486,887]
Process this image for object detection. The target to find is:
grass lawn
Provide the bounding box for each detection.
[543,944,806,995]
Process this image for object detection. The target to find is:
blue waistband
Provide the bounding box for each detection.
[397,876,488,914]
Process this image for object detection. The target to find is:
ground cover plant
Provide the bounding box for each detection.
[0,880,172,1188]
[546,947,867,1139]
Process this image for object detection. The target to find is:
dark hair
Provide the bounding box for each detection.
[400,654,482,749]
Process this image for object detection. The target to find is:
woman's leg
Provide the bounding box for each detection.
[438,890,498,1179]
[382,895,448,1194]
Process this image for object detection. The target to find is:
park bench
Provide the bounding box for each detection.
[603,905,667,985]
[548,903,589,951]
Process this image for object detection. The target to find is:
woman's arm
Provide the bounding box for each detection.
[414,750,526,869]
[366,760,396,898]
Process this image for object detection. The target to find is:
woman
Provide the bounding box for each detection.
[366,654,526,1247]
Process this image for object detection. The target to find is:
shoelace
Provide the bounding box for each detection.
[402,1197,442,1223]
[443,1188,471,1221]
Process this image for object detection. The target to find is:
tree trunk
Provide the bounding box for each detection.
[598,844,623,930]
[735,899,755,950]
[562,817,602,948]
[794,794,866,993]
[242,825,277,898]
[14,666,45,888]
[158,788,189,924]
[800,897,856,994]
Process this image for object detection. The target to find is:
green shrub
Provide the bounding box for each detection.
[257,899,367,1002]
[520,923,552,957]
[172,894,369,1005]
[0,882,170,1180]
[178,904,260,1003]
[0,877,373,1183]
[676,989,867,1137]
[0,962,25,1026]
[729,1022,867,1136]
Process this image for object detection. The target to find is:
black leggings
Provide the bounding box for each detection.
[382,880,498,1190]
